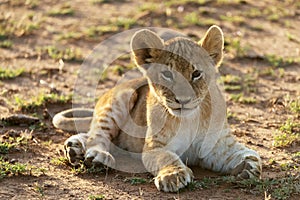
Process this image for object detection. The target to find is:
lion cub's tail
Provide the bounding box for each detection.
[52,108,93,132]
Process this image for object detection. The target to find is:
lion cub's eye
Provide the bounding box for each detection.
[192,70,203,81]
[161,70,173,81]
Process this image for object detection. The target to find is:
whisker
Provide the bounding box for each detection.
[191,97,203,103]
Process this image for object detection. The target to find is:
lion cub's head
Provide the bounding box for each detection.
[131,26,224,116]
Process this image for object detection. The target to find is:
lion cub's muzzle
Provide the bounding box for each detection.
[174,97,192,105]
[166,97,200,117]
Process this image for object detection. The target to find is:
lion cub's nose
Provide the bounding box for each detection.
[175,97,191,105]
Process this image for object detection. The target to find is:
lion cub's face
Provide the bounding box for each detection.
[131,26,224,116]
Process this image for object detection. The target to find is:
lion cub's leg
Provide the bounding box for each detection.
[143,150,193,192]
[200,130,262,180]
[143,126,194,193]
[64,133,88,166]
[83,89,138,168]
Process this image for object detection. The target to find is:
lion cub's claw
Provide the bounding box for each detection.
[84,148,116,168]
[64,134,87,166]
[232,156,262,180]
[154,166,193,192]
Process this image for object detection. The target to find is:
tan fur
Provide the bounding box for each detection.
[54,26,262,192]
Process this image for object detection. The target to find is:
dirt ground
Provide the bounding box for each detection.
[0,0,299,199]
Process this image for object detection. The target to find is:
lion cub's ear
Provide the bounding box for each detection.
[130,29,164,72]
[199,25,224,67]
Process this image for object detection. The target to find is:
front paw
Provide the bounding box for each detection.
[231,156,262,180]
[64,134,87,166]
[154,165,193,192]
[84,147,115,168]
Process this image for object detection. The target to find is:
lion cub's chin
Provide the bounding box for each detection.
[168,107,199,117]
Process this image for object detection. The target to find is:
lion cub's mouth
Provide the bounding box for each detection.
[168,107,198,117]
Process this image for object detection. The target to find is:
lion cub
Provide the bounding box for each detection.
[56,25,262,192]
